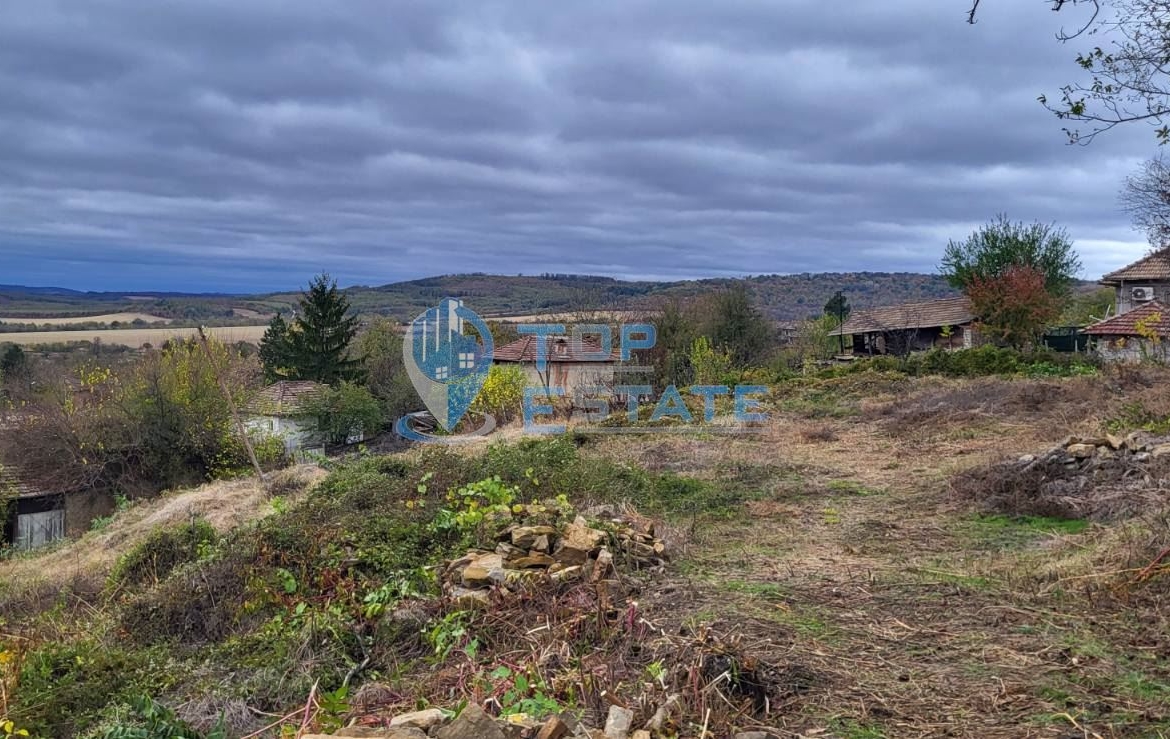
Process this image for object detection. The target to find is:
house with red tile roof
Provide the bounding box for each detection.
[493,334,620,397]
[1084,300,1170,362]
[1100,249,1170,315]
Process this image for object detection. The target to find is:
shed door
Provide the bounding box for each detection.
[15,509,65,549]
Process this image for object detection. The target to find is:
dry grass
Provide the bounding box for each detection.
[0,465,323,595]
[0,312,172,326]
[799,424,839,443]
[2,325,268,347]
[579,373,1170,736]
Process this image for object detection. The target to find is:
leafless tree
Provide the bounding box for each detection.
[1122,154,1170,246]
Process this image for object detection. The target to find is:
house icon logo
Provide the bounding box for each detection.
[400,298,494,435]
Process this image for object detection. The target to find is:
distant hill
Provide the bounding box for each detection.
[0,272,962,323]
[257,271,961,322]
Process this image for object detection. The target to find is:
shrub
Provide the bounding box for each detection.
[108,518,219,591]
[472,364,527,422]
[825,346,1099,379]
[11,642,173,738]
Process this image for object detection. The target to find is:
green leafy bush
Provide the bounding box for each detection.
[94,695,224,739]
[823,346,1099,379]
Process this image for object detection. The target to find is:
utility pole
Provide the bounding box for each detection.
[197,327,265,481]
[835,290,846,355]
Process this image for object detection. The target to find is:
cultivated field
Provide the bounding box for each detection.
[0,312,171,326]
[1,325,267,347]
[487,309,656,323]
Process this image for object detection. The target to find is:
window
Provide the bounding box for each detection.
[458,352,474,369]
[434,366,449,380]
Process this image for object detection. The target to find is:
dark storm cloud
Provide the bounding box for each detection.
[0,0,1155,291]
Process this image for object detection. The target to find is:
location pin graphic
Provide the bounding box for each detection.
[402,298,494,432]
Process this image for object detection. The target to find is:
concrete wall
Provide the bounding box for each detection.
[246,415,319,453]
[510,362,617,399]
[1114,281,1170,315]
[1095,337,1170,363]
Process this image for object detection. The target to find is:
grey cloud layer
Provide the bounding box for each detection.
[0,0,1154,290]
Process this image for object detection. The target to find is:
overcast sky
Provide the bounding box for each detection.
[0,0,1158,292]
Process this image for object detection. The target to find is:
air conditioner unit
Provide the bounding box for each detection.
[1131,286,1155,302]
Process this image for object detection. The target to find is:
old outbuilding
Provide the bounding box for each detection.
[830,296,976,356]
[1,467,113,550]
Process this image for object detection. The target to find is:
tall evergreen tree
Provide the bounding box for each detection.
[258,313,294,383]
[258,274,363,385]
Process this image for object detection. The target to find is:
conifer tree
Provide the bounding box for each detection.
[259,274,363,384]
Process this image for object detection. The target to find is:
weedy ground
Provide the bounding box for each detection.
[584,368,1170,738]
[2,368,1170,738]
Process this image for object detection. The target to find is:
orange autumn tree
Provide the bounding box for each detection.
[966,265,1061,349]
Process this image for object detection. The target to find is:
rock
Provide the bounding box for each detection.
[512,525,558,549]
[496,542,524,558]
[532,534,551,553]
[1127,431,1153,452]
[500,713,540,739]
[1135,451,1152,462]
[631,732,651,739]
[603,706,634,739]
[550,565,584,582]
[330,730,428,739]
[590,546,614,582]
[1106,433,1125,450]
[555,518,607,565]
[1066,443,1096,459]
[462,553,507,588]
[536,717,570,739]
[446,552,478,575]
[733,733,775,739]
[1151,443,1170,458]
[512,553,556,568]
[435,705,507,739]
[389,708,447,730]
[643,694,680,732]
[1017,454,1036,464]
[448,586,490,608]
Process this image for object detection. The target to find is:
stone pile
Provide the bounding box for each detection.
[1017,431,1170,472]
[444,509,668,606]
[309,704,775,739]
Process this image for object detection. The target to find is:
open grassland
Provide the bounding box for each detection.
[3,369,1169,737]
[1,325,268,347]
[0,312,172,326]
